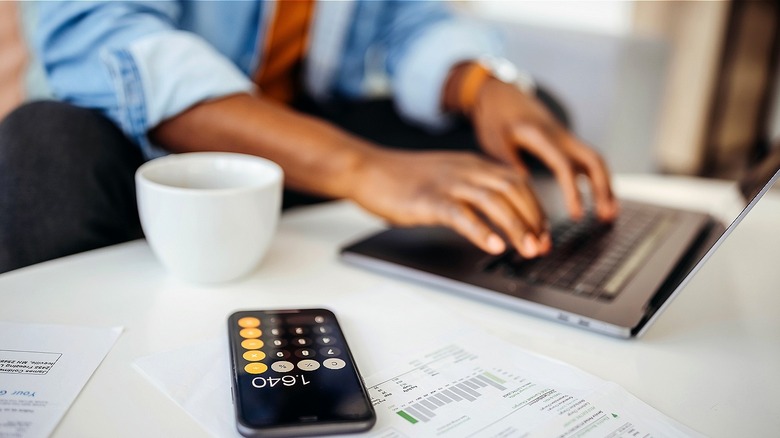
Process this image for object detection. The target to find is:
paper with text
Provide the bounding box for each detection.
[0,322,122,437]
[358,333,700,437]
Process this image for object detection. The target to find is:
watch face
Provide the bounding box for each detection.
[480,56,536,94]
[481,56,519,83]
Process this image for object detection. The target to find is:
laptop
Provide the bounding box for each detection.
[340,158,780,338]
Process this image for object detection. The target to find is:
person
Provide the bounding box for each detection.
[0,1,618,274]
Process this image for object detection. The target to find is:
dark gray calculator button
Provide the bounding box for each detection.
[295,348,316,359]
[316,336,336,345]
[313,325,331,334]
[293,337,312,346]
[320,347,341,357]
[271,350,290,359]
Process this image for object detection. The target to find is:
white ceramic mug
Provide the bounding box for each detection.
[135,152,283,283]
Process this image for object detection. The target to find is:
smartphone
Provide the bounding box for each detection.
[227,308,376,437]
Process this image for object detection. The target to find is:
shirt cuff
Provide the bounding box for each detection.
[393,19,502,131]
[102,31,255,159]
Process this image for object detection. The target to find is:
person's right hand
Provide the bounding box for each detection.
[350,149,552,258]
[150,93,547,259]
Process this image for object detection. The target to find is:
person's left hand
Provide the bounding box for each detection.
[468,77,619,223]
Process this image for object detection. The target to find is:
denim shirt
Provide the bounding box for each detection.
[31,1,501,159]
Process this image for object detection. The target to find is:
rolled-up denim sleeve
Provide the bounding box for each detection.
[35,2,254,159]
[382,2,503,131]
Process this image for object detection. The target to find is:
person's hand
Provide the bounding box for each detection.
[351,149,552,258]
[469,77,619,222]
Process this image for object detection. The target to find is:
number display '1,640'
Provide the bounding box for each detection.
[252,375,310,389]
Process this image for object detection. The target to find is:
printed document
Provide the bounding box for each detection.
[0,322,122,437]
[361,333,700,437]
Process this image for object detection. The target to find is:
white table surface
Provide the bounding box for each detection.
[1,174,778,437]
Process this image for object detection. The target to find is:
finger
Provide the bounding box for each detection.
[510,124,584,220]
[560,135,619,221]
[468,168,548,237]
[438,201,506,255]
[451,184,542,258]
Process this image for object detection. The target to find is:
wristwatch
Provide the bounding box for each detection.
[455,56,537,114]
[477,55,536,96]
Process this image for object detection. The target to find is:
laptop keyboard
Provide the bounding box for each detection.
[482,203,673,301]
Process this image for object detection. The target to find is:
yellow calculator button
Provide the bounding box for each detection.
[239,328,262,339]
[244,363,268,374]
[243,350,267,362]
[238,317,261,328]
[241,339,264,350]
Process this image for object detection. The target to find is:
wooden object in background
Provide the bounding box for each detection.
[633,0,730,176]
[705,0,780,178]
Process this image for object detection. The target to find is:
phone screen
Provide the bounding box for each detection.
[228,309,375,436]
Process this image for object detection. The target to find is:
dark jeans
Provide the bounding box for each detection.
[0,91,567,274]
[0,101,145,273]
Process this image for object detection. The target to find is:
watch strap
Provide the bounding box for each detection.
[457,62,491,115]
